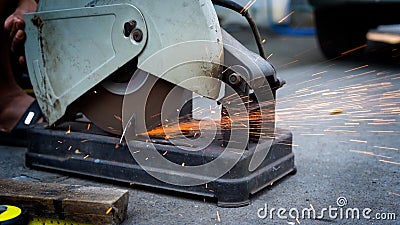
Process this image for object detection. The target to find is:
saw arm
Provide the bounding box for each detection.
[24,0,223,126]
[24,0,281,138]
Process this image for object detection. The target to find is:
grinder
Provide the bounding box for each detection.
[24,0,296,207]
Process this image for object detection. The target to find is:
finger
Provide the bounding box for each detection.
[9,18,18,38]
[15,17,25,30]
[11,30,26,52]
[19,56,26,66]
[4,17,11,33]
[14,30,26,45]
[10,17,24,38]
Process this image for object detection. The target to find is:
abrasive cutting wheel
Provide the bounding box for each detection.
[78,67,189,136]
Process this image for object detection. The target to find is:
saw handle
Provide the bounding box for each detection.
[212,0,267,59]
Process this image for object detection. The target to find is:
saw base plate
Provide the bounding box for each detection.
[25,122,296,207]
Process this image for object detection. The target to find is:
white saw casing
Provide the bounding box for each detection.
[24,0,223,125]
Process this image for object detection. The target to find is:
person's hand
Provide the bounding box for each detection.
[4,0,37,65]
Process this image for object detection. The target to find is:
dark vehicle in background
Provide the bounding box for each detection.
[308,0,400,59]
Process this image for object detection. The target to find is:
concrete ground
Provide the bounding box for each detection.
[1,25,399,224]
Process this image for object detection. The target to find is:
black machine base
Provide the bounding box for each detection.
[26,122,296,207]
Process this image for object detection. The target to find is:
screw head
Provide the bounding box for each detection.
[228,73,241,85]
[123,20,137,37]
[132,29,143,42]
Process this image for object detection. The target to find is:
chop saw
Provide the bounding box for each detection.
[23,0,296,207]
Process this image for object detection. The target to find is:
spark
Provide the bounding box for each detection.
[68,146,72,151]
[221,67,231,75]
[279,59,299,68]
[374,146,398,151]
[278,10,295,24]
[66,125,71,134]
[370,130,395,133]
[329,109,344,115]
[379,160,400,165]
[267,53,273,60]
[216,211,221,222]
[120,114,134,143]
[300,133,325,136]
[324,129,356,133]
[350,150,392,159]
[87,123,91,130]
[105,207,113,215]
[341,44,368,55]
[350,139,367,144]
[344,65,369,73]
[163,151,168,156]
[240,0,257,14]
[114,115,122,121]
[295,88,310,94]
[83,155,89,159]
[296,77,321,86]
[280,143,299,147]
[312,71,328,76]
[117,62,400,156]
[388,191,400,197]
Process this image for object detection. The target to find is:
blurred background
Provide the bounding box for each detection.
[216,0,315,34]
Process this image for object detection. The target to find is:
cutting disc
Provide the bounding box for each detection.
[77,85,124,135]
[78,69,189,136]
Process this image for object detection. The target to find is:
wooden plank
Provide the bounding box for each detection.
[0,178,129,225]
